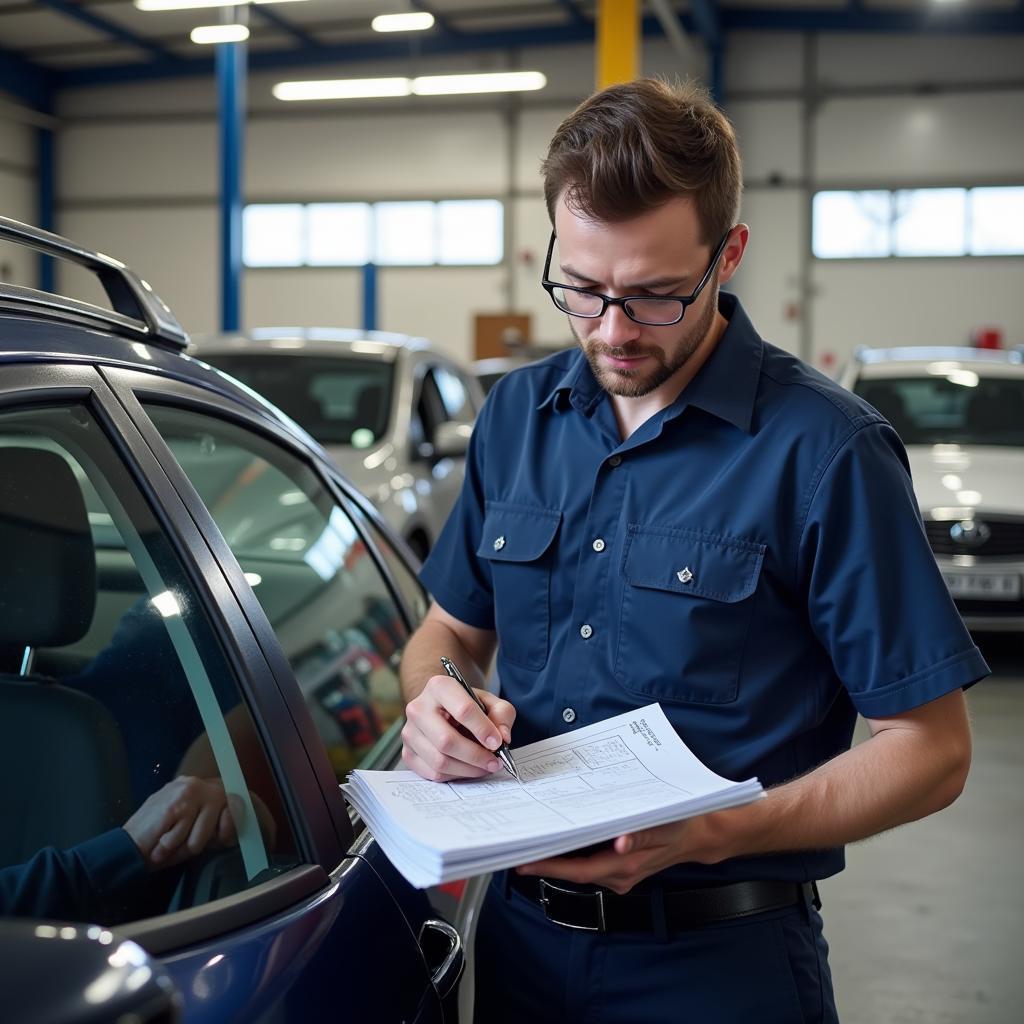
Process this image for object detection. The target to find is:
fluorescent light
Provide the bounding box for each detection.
[372,12,435,32]
[191,24,250,44]
[135,0,306,11]
[273,71,548,102]
[412,71,547,96]
[273,77,412,101]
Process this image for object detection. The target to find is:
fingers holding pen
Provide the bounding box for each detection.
[403,674,515,780]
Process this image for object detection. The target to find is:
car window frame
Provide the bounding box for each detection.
[0,362,337,952]
[102,367,424,791]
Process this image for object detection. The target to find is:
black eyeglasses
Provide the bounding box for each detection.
[541,228,731,327]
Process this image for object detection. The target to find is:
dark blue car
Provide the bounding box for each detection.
[0,217,463,1022]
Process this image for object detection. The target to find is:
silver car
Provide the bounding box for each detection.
[838,345,1024,632]
[191,329,484,560]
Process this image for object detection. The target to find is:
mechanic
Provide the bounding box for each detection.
[399,78,988,1023]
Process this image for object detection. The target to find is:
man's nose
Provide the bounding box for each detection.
[598,302,641,346]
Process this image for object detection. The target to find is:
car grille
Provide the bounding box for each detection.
[925,517,1024,558]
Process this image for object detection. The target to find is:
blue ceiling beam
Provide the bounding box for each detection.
[555,0,589,29]
[0,45,53,109]
[35,0,180,62]
[252,5,320,49]
[410,1,458,37]
[690,0,722,49]
[54,9,1024,91]
[721,7,1024,33]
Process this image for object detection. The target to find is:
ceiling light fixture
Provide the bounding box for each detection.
[273,71,547,102]
[273,78,413,101]
[412,71,547,95]
[135,0,307,12]
[371,12,435,33]
[191,23,250,44]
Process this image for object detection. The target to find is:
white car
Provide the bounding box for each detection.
[191,329,484,561]
[839,346,1024,631]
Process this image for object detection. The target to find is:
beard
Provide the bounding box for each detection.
[573,283,719,399]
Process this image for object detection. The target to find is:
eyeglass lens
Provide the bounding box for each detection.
[550,287,686,325]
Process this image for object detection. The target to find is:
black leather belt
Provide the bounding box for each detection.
[507,874,819,934]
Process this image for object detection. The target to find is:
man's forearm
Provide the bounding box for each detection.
[698,698,971,863]
[400,617,488,705]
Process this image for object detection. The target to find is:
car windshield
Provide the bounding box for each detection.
[205,353,394,447]
[855,373,1024,447]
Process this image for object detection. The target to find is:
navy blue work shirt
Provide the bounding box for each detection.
[420,293,988,886]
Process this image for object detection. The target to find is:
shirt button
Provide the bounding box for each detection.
[608,455,622,467]
[592,538,606,553]
[580,624,593,639]
[562,707,577,724]
[493,536,506,551]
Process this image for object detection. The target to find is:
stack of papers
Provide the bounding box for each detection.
[343,703,763,888]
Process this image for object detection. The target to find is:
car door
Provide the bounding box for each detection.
[99,364,461,1021]
[0,360,455,1022]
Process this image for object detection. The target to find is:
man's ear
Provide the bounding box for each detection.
[716,224,750,286]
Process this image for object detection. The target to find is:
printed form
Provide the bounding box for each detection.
[343,703,763,888]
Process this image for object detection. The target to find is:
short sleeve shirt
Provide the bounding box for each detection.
[420,294,988,885]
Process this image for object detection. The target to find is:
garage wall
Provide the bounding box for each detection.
[0,97,39,289]
[51,31,1024,368]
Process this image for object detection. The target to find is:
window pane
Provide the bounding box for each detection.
[0,407,295,926]
[243,204,304,267]
[893,188,967,257]
[145,407,413,780]
[307,202,373,266]
[201,353,394,447]
[437,199,503,265]
[812,191,891,259]
[375,201,435,265]
[970,187,1024,255]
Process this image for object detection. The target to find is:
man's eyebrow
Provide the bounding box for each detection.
[560,264,690,291]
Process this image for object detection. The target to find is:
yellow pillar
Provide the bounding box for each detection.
[596,0,639,89]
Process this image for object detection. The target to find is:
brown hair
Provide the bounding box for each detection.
[541,77,741,245]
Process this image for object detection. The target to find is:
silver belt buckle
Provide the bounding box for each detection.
[538,878,607,932]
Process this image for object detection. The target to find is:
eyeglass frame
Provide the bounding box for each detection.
[541,227,732,327]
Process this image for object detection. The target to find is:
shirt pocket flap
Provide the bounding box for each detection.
[477,502,561,563]
[622,527,765,603]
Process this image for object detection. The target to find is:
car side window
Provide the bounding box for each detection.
[0,404,297,928]
[415,369,449,445]
[347,500,429,625]
[142,406,412,780]
[432,365,474,424]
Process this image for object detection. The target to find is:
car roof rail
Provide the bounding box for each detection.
[0,216,188,350]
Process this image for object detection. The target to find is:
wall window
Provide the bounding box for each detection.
[812,186,1024,259]
[243,199,504,268]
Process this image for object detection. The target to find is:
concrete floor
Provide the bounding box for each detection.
[825,634,1024,1024]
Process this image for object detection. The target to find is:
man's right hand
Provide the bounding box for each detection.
[402,674,516,781]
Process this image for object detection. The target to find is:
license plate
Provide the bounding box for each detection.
[941,571,1022,600]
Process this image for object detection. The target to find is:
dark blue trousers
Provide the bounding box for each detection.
[473,876,838,1024]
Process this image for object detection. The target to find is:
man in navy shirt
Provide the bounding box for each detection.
[400,79,986,1023]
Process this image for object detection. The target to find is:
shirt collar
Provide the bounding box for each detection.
[537,293,763,432]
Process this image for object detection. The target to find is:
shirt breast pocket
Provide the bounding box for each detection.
[615,526,766,705]
[477,502,561,671]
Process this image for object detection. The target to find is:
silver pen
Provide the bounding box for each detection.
[439,656,521,782]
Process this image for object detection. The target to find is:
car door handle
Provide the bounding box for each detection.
[418,918,464,1001]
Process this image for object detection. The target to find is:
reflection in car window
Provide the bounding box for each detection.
[0,405,296,927]
[347,500,429,625]
[855,375,1024,447]
[205,354,394,448]
[143,406,412,779]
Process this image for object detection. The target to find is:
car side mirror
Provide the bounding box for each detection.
[422,421,473,461]
[0,919,181,1024]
